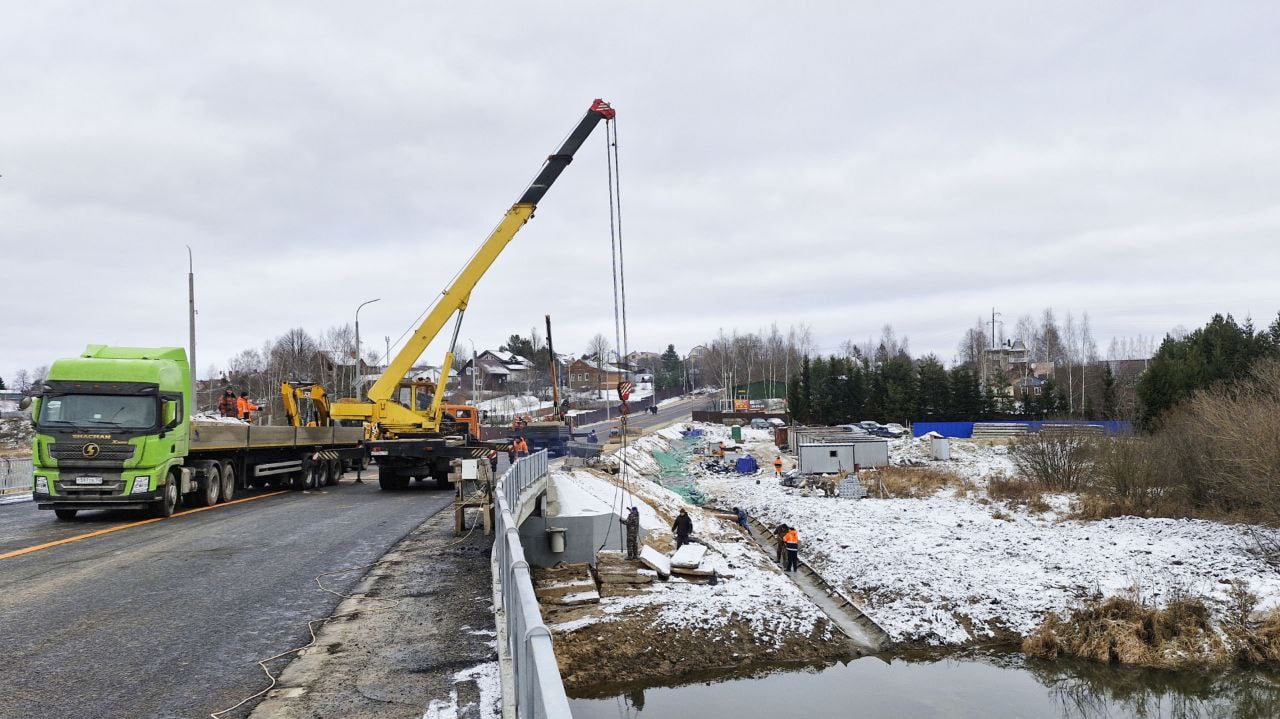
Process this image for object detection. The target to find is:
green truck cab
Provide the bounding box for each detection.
[30,345,367,521]
[31,346,190,519]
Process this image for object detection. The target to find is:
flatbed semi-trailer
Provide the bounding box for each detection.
[28,345,368,520]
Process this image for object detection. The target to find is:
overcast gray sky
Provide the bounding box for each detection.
[3,2,1279,382]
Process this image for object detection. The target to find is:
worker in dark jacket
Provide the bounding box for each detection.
[733,506,748,530]
[218,389,238,418]
[620,506,641,559]
[773,523,790,564]
[672,508,694,548]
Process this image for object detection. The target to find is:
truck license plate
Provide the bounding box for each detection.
[370,450,388,456]
[75,476,104,485]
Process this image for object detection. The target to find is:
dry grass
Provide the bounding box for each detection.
[987,476,1051,513]
[866,466,964,499]
[1228,609,1280,666]
[1023,595,1228,669]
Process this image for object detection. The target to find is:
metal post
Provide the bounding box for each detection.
[354,298,380,399]
[469,339,479,408]
[186,246,197,409]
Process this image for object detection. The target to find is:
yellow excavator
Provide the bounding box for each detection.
[280,382,331,427]
[330,98,616,490]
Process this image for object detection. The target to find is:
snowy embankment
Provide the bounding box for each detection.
[474,395,553,420]
[646,423,1280,647]
[544,467,834,646]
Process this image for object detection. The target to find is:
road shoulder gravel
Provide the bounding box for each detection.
[247,504,497,719]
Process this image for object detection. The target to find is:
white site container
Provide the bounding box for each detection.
[932,437,951,461]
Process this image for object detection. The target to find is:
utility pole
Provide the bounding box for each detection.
[545,315,560,416]
[384,336,391,367]
[469,339,478,408]
[990,307,1001,350]
[186,246,197,409]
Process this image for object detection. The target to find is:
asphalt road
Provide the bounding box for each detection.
[0,471,456,719]
[574,395,705,436]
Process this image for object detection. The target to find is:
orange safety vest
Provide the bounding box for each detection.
[783,529,799,545]
[237,397,258,415]
[773,458,783,468]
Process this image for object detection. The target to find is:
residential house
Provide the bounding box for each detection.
[567,359,627,391]
[980,338,1031,398]
[460,350,536,392]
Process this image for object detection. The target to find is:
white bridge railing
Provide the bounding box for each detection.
[0,457,33,495]
[492,450,572,719]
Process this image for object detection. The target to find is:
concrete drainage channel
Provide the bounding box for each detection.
[744,515,890,652]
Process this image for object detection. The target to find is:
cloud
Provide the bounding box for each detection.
[3,2,1278,382]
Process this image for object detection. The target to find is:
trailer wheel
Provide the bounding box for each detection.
[195,465,221,507]
[220,463,237,503]
[53,509,78,521]
[325,460,341,486]
[152,473,179,518]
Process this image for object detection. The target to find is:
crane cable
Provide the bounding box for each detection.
[606,118,635,518]
[597,116,637,553]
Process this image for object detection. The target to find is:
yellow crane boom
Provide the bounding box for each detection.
[330,99,616,436]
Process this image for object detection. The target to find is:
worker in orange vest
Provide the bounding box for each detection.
[237,392,261,423]
[515,437,529,456]
[783,527,800,572]
[773,456,784,477]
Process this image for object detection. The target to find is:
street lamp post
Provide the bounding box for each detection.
[354,298,381,399]
[186,246,197,409]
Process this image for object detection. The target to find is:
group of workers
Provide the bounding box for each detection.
[218,389,261,423]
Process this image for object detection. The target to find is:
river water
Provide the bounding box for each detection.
[569,651,1280,719]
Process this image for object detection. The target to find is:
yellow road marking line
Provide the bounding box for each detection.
[0,490,289,561]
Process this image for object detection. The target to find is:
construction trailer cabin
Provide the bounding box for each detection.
[797,438,888,473]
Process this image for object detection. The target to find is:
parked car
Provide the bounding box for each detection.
[858,420,880,430]
[750,418,769,429]
[767,417,786,428]
[868,426,903,438]
[837,424,870,435]
[884,423,907,435]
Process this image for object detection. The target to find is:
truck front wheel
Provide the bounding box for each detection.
[53,509,78,521]
[152,475,179,518]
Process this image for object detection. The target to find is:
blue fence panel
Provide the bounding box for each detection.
[912,422,975,438]
[912,420,1133,438]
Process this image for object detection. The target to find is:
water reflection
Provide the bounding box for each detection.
[1022,656,1280,719]
[570,651,1280,719]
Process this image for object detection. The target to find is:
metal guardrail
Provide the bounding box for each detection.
[493,450,571,719]
[1,456,33,494]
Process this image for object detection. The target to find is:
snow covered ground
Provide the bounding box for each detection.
[544,467,834,647]
[632,422,1280,647]
[474,394,553,420]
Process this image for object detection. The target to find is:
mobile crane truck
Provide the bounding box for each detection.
[29,346,367,519]
[330,98,616,490]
